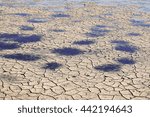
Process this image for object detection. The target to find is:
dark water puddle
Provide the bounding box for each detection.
[28,18,48,23]
[117,58,136,64]
[128,32,141,36]
[14,13,31,17]
[73,40,95,45]
[51,13,70,18]
[95,64,121,72]
[0,33,42,44]
[20,26,34,31]
[0,42,20,50]
[2,53,41,61]
[130,19,150,28]
[43,62,62,70]
[86,25,111,38]
[52,47,84,56]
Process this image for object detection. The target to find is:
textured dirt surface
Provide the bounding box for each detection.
[0,3,150,100]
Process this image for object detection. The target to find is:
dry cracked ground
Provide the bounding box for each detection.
[0,3,150,100]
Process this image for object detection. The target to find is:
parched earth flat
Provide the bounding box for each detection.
[0,3,150,100]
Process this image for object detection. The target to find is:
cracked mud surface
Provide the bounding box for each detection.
[0,3,150,100]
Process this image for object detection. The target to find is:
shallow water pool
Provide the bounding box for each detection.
[0,0,150,12]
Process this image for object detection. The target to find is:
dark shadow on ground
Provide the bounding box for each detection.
[52,47,84,56]
[2,53,41,61]
[43,62,62,70]
[0,42,20,50]
[117,58,136,65]
[95,64,121,72]
[73,40,95,45]
[20,26,34,31]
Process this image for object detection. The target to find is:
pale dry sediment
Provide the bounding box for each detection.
[0,3,150,100]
